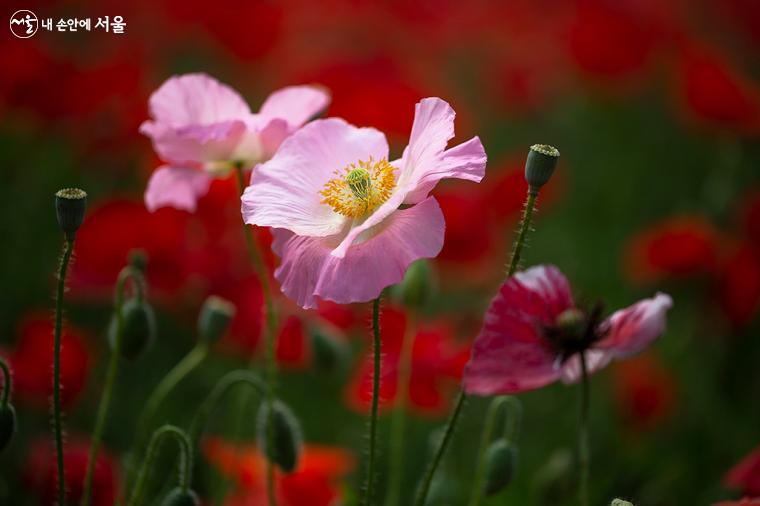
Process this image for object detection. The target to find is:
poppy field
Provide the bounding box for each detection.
[1,1,759,506]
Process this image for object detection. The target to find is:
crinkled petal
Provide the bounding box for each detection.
[258,85,331,127]
[144,166,212,212]
[140,119,247,165]
[559,349,614,384]
[463,265,574,395]
[147,73,251,127]
[272,197,444,308]
[243,118,388,237]
[403,135,487,204]
[595,292,673,357]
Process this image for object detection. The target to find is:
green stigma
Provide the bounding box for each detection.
[346,168,372,201]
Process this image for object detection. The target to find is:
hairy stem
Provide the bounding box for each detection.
[129,425,193,506]
[362,297,382,506]
[415,186,539,506]
[53,239,74,506]
[235,165,278,506]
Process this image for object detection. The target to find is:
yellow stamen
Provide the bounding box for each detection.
[320,158,396,218]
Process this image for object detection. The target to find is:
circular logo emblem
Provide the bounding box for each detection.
[9,10,38,38]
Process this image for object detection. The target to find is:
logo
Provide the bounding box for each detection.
[9,9,38,38]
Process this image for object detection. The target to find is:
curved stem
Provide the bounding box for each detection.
[53,239,74,506]
[468,396,522,506]
[384,313,416,506]
[189,370,267,445]
[415,186,540,506]
[579,352,590,506]
[235,166,278,506]
[0,357,11,406]
[361,297,382,506]
[129,425,193,506]
[83,266,147,506]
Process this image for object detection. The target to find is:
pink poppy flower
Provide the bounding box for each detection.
[141,73,330,212]
[242,97,487,308]
[463,265,672,395]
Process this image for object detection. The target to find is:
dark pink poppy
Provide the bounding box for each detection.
[464,265,672,395]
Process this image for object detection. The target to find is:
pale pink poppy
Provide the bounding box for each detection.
[141,73,330,212]
[242,97,487,308]
[463,264,673,395]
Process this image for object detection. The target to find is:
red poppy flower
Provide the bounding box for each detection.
[23,437,119,506]
[676,43,760,132]
[346,305,469,416]
[724,444,760,497]
[625,217,719,283]
[204,437,355,506]
[275,315,309,369]
[718,242,760,327]
[611,353,676,430]
[9,315,89,409]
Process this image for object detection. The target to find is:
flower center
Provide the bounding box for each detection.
[320,158,396,218]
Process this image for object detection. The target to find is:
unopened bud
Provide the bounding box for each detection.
[483,439,518,496]
[161,487,200,506]
[198,296,236,344]
[257,400,302,473]
[310,327,348,372]
[110,298,157,359]
[55,188,87,241]
[525,144,559,191]
[393,260,434,309]
[0,404,16,452]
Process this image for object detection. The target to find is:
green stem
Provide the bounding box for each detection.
[361,297,382,506]
[129,425,193,506]
[0,358,11,406]
[579,352,590,506]
[384,313,416,506]
[53,239,74,506]
[235,165,278,506]
[468,396,522,506]
[415,186,539,506]
[125,343,209,492]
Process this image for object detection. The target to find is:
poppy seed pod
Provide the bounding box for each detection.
[257,400,303,473]
[161,487,200,506]
[611,500,634,506]
[197,296,236,344]
[310,328,348,373]
[109,298,157,359]
[483,439,518,496]
[524,144,559,190]
[55,188,87,241]
[0,404,16,452]
[393,259,434,310]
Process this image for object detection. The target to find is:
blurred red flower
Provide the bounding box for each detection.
[346,305,469,416]
[204,437,355,506]
[718,242,760,327]
[611,353,676,430]
[275,315,309,369]
[8,315,89,409]
[725,444,760,497]
[675,43,760,133]
[625,216,719,283]
[713,500,760,506]
[316,300,360,332]
[436,189,494,265]
[23,437,119,506]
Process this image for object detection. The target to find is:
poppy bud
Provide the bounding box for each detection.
[55,188,87,241]
[393,260,434,310]
[257,400,302,473]
[310,327,348,373]
[524,144,559,190]
[197,296,236,344]
[161,487,200,506]
[0,404,16,451]
[110,298,157,359]
[483,439,518,496]
[611,500,634,506]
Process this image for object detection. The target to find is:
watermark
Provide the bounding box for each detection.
[9,9,37,38]
[9,9,126,38]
